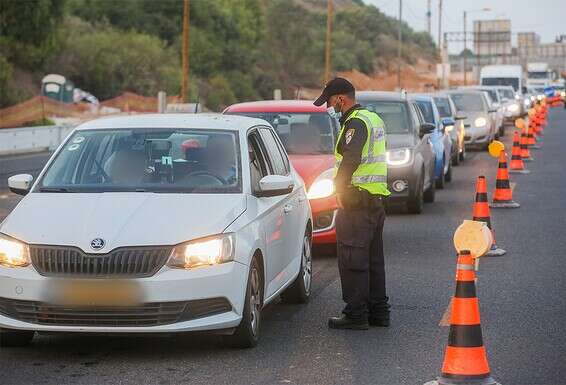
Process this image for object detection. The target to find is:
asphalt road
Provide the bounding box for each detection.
[1,109,565,385]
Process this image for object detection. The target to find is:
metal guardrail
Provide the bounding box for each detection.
[0,125,75,156]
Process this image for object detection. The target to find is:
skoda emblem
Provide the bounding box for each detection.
[90,238,105,250]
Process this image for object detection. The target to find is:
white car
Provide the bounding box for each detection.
[0,114,312,348]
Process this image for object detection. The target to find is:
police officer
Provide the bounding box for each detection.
[314,78,390,330]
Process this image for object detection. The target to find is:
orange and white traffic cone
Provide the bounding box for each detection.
[490,151,520,208]
[520,127,533,162]
[527,122,541,149]
[509,131,529,174]
[424,250,500,385]
[473,176,505,257]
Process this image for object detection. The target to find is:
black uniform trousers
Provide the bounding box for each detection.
[336,196,388,320]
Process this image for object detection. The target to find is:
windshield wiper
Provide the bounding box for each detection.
[39,187,72,193]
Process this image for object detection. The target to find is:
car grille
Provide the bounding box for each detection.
[29,245,172,278]
[0,297,232,327]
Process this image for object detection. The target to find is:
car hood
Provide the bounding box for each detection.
[289,154,335,187]
[1,193,246,253]
[386,134,415,150]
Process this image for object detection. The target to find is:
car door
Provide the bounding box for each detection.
[409,102,434,189]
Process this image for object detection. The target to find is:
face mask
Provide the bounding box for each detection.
[327,98,342,119]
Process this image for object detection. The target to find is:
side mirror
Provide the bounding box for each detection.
[441,117,456,127]
[8,174,33,196]
[455,114,467,120]
[257,175,294,197]
[419,122,436,137]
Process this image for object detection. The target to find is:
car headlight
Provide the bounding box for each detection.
[537,94,544,101]
[307,168,335,200]
[530,96,536,101]
[445,125,454,133]
[474,117,487,128]
[167,234,235,269]
[386,148,411,166]
[507,104,519,113]
[0,233,30,268]
[561,91,565,98]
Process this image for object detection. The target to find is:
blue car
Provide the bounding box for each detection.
[411,95,453,189]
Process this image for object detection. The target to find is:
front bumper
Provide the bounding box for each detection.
[386,164,417,204]
[0,261,248,333]
[464,126,491,145]
[310,196,338,244]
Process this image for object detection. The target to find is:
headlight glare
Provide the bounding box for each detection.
[386,148,411,166]
[474,117,487,128]
[168,234,235,269]
[445,125,454,133]
[307,168,335,199]
[0,234,30,268]
[507,104,519,113]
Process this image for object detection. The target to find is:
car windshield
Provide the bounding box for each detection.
[528,72,549,79]
[481,89,499,103]
[433,97,452,118]
[414,100,436,124]
[481,77,519,91]
[449,93,486,112]
[499,88,514,100]
[230,112,335,155]
[38,128,241,193]
[361,101,411,134]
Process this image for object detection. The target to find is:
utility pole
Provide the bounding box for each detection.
[463,10,467,85]
[426,0,431,37]
[397,0,403,90]
[324,0,333,84]
[437,0,443,89]
[181,0,190,103]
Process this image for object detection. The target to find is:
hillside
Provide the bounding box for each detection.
[0,0,437,112]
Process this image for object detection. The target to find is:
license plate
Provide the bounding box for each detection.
[50,280,141,306]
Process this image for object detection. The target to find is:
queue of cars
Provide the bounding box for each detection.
[0,86,522,349]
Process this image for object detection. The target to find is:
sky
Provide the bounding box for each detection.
[364,0,566,53]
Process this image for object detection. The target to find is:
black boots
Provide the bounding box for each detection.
[328,315,369,330]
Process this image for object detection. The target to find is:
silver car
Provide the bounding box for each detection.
[446,90,496,150]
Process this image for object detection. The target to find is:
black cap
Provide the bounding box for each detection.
[313,77,355,106]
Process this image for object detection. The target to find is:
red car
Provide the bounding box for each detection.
[224,101,339,245]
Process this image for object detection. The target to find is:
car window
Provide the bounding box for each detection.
[409,102,422,130]
[361,101,411,134]
[39,128,242,193]
[229,112,335,155]
[449,93,486,112]
[260,128,289,176]
[414,100,436,125]
[433,97,452,118]
[248,130,270,192]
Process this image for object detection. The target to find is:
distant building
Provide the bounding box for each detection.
[473,19,512,57]
[518,32,540,58]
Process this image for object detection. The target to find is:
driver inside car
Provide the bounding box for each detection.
[203,134,237,184]
[104,148,147,184]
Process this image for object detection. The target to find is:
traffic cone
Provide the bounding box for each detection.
[527,123,540,149]
[423,250,500,385]
[509,131,529,174]
[473,176,505,257]
[519,128,533,162]
[490,152,520,208]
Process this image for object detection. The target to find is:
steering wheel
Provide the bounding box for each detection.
[184,170,226,185]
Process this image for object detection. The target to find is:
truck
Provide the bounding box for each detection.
[480,65,525,94]
[526,63,552,88]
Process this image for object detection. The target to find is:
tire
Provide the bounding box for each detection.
[223,257,263,348]
[0,329,34,347]
[407,175,424,214]
[423,173,436,203]
[281,230,312,304]
[445,161,452,182]
[435,159,445,189]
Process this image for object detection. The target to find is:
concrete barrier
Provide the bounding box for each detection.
[0,125,74,156]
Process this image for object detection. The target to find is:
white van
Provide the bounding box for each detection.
[480,65,524,94]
